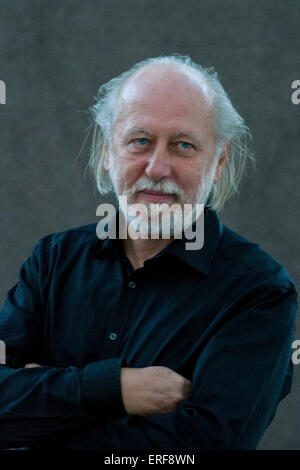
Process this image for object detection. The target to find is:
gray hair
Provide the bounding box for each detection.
[88,54,255,212]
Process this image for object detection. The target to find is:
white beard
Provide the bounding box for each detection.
[109,152,217,239]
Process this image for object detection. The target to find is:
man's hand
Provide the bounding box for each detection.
[121,366,191,416]
[24,363,191,416]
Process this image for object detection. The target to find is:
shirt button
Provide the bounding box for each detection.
[128,281,136,289]
[108,332,118,341]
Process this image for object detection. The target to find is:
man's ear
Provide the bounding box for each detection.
[104,145,110,172]
[213,143,230,184]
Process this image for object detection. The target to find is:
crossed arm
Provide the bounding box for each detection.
[24,362,191,417]
[0,283,296,450]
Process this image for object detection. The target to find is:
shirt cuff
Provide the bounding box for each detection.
[80,357,127,421]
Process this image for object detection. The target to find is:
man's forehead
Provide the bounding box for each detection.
[113,66,214,139]
[119,64,212,108]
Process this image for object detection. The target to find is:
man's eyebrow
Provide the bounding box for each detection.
[123,127,153,139]
[170,132,204,147]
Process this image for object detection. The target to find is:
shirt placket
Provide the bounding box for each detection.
[99,255,141,359]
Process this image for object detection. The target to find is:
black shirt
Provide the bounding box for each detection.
[0,208,297,449]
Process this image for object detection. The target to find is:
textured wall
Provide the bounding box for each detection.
[0,0,299,449]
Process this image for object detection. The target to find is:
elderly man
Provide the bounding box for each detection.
[0,55,297,450]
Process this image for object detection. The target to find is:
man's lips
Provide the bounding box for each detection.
[137,189,175,202]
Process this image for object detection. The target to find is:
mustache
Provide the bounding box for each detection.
[127,177,184,198]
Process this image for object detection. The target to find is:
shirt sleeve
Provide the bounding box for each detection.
[0,240,126,449]
[51,283,297,450]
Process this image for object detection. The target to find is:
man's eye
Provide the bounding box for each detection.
[133,138,149,146]
[177,141,193,150]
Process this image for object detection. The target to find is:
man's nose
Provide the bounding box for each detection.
[144,144,172,180]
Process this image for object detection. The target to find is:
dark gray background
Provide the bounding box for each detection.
[0,0,299,449]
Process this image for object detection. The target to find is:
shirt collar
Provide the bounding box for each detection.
[94,206,223,276]
[165,207,223,275]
